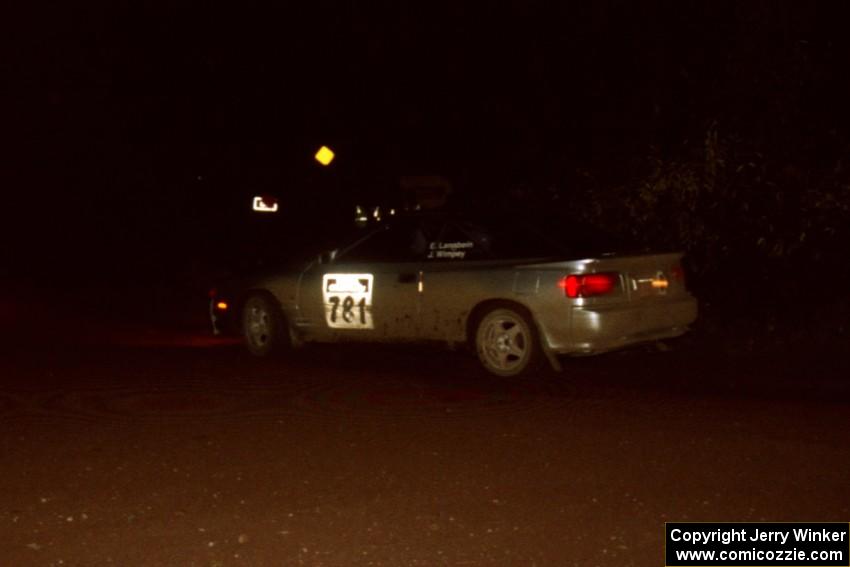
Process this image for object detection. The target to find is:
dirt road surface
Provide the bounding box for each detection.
[1,337,848,566]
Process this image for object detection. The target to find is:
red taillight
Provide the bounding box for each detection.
[562,275,581,297]
[209,287,217,299]
[583,274,617,295]
[558,273,619,298]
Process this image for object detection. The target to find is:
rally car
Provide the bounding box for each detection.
[210,213,697,377]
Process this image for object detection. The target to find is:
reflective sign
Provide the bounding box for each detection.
[322,273,374,329]
[314,145,335,166]
[252,196,279,212]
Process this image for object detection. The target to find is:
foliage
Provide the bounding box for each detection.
[514,124,850,311]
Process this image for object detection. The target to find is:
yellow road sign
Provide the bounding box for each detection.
[314,145,335,166]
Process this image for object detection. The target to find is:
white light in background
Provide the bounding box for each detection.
[252,196,279,213]
[354,205,368,227]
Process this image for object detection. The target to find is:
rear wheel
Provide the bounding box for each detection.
[474,304,545,377]
[242,294,290,356]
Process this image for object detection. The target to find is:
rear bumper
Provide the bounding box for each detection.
[547,295,698,355]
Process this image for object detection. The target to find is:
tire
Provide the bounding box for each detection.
[241,293,291,357]
[473,303,545,378]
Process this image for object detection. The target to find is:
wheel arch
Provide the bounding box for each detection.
[239,288,300,355]
[465,297,562,374]
[237,288,294,339]
[239,288,286,321]
[465,298,539,346]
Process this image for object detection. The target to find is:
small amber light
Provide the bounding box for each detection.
[651,279,669,289]
[216,301,228,310]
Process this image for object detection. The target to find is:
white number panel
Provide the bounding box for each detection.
[322,273,374,329]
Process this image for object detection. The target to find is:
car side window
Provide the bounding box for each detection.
[426,221,492,261]
[338,222,429,263]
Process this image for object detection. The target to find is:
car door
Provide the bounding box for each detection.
[296,220,429,342]
[418,219,498,342]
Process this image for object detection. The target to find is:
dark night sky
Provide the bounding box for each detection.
[5,2,850,283]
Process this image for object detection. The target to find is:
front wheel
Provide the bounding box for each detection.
[474,304,545,378]
[241,294,290,356]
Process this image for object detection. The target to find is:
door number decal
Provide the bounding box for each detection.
[322,273,374,329]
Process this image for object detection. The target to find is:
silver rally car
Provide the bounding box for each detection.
[210,214,697,377]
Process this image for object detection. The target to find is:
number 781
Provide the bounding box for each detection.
[329,295,367,324]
